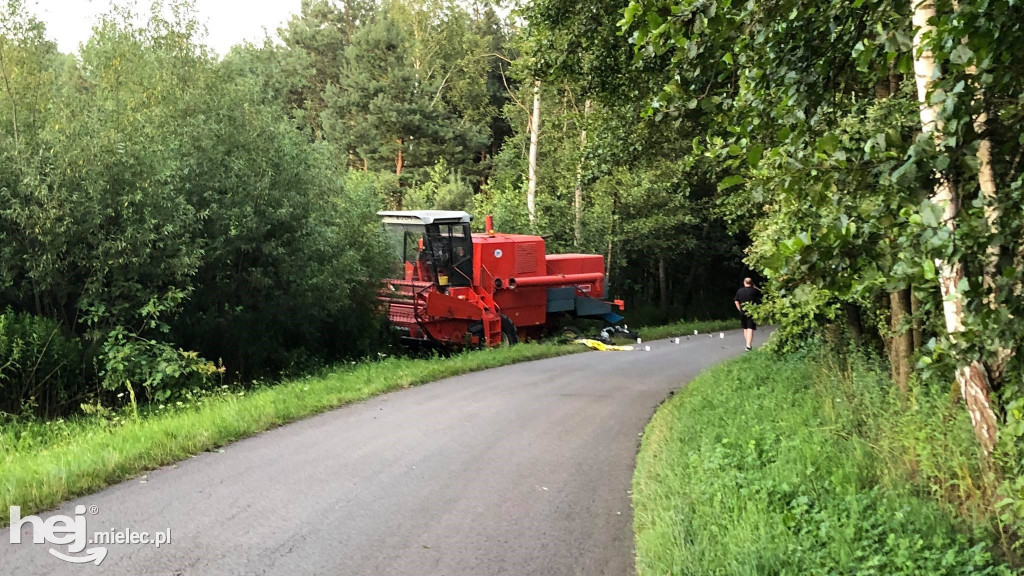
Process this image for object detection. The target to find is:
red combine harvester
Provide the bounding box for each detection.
[378,210,626,346]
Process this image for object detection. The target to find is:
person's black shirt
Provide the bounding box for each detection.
[734,286,761,311]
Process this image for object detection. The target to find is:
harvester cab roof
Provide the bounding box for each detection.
[380,210,475,288]
[378,210,473,225]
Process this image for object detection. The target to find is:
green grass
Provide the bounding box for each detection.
[0,343,576,526]
[633,350,1019,575]
[637,318,738,341]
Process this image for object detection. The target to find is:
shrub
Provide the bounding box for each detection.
[98,326,219,410]
[0,309,88,417]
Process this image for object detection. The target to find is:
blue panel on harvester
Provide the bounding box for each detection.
[546,287,576,313]
[575,295,612,318]
[603,312,624,323]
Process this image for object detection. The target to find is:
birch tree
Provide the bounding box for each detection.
[910,0,997,455]
[527,79,541,225]
[573,98,590,246]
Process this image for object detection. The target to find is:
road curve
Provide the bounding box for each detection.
[2,330,751,576]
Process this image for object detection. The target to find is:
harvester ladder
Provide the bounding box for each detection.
[475,266,503,346]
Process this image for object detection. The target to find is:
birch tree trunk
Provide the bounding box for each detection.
[949,1,1015,382]
[659,258,668,311]
[0,38,19,150]
[574,99,591,246]
[949,1,1001,299]
[527,79,541,226]
[911,0,998,456]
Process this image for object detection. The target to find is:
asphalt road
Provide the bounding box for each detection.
[2,330,753,576]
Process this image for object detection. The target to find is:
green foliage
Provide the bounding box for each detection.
[619,0,1024,523]
[483,69,746,312]
[98,329,216,409]
[634,350,1020,574]
[2,3,205,334]
[0,309,87,417]
[167,67,393,377]
[313,0,505,192]
[752,286,841,354]
[999,384,1024,553]
[0,0,397,414]
[474,179,534,234]
[97,291,219,409]
[276,0,376,138]
[403,158,475,211]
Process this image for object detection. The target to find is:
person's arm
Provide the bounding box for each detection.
[735,299,743,313]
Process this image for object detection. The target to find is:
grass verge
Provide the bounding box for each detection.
[633,350,1019,575]
[638,318,738,341]
[1,343,576,526]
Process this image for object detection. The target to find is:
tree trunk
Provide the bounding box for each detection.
[910,289,924,351]
[0,39,19,151]
[605,236,613,292]
[395,138,404,177]
[911,0,998,456]
[659,258,668,311]
[605,193,616,291]
[574,99,591,246]
[948,2,1000,300]
[976,111,999,290]
[844,303,863,345]
[527,80,541,226]
[889,289,913,394]
[876,47,914,390]
[950,0,1014,380]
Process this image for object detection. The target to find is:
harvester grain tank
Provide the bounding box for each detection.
[378,211,625,346]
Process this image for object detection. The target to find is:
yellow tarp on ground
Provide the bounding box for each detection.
[573,339,635,352]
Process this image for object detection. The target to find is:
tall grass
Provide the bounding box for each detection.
[633,349,1020,575]
[0,343,576,526]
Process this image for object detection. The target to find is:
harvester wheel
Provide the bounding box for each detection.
[500,315,519,346]
[559,325,582,342]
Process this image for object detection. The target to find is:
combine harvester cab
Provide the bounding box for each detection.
[378,210,625,347]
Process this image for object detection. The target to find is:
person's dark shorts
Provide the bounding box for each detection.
[740,314,757,330]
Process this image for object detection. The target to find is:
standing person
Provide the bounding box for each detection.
[734,277,761,351]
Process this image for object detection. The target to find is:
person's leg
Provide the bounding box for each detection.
[740,316,753,349]
[744,328,753,348]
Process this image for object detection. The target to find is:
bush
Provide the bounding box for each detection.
[98,326,219,409]
[0,309,89,417]
[1,10,394,392]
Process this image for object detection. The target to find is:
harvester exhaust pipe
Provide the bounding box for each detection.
[485,215,495,236]
[508,272,605,288]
